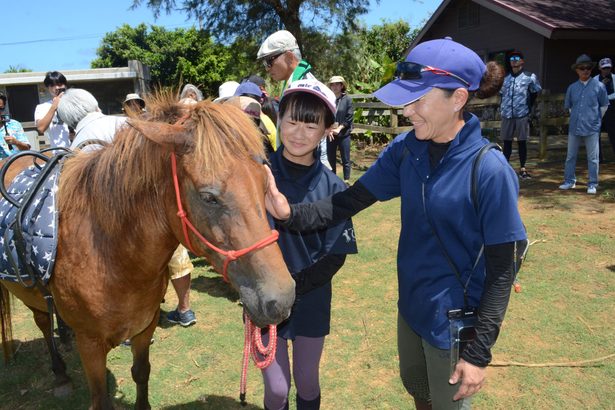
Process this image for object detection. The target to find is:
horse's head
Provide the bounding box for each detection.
[131,101,295,327]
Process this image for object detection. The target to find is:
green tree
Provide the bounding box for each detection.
[131,0,373,58]
[309,20,420,94]
[4,65,32,73]
[91,24,242,96]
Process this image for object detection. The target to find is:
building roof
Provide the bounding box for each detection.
[414,0,615,46]
[0,61,149,86]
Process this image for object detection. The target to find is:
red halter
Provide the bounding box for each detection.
[170,152,279,403]
[170,152,279,282]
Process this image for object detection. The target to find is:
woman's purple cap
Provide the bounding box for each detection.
[374,37,486,106]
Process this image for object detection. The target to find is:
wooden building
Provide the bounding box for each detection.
[0,60,150,144]
[412,0,615,93]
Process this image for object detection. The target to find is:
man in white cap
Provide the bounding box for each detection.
[257,30,331,168]
[595,57,615,160]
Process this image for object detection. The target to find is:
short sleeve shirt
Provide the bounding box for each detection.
[34,100,71,148]
[565,79,609,135]
[0,119,30,158]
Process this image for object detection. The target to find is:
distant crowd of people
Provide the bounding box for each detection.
[0,29,613,410]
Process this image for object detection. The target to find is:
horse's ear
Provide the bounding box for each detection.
[128,119,194,153]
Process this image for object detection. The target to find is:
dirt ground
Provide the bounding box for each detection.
[351,137,615,222]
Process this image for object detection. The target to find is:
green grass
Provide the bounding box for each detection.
[1,160,615,409]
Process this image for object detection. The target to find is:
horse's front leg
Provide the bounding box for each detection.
[130,308,160,410]
[75,332,114,410]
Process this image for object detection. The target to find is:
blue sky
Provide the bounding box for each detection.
[2,0,440,73]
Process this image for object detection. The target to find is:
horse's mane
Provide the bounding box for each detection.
[58,92,266,237]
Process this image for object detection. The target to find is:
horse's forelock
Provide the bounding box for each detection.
[189,102,266,179]
[58,93,266,237]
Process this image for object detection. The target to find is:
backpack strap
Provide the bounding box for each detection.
[471,142,502,214]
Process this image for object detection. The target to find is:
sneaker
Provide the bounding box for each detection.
[519,170,532,180]
[558,182,576,190]
[166,309,197,327]
[587,186,597,195]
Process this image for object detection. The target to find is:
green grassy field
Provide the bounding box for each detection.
[0,159,614,409]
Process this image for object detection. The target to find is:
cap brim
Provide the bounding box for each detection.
[373,79,433,106]
[257,47,294,60]
[572,62,596,70]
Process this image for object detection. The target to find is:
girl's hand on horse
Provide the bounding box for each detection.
[449,358,486,401]
[263,164,291,220]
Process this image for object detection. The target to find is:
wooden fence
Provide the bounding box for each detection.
[350,91,569,159]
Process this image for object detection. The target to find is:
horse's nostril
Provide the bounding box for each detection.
[265,299,281,319]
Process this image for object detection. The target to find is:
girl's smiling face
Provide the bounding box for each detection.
[279,110,328,166]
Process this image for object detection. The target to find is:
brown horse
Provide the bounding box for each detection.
[0,96,295,409]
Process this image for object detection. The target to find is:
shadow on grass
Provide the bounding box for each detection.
[186,256,239,302]
[161,395,262,409]
[191,274,239,303]
[516,159,615,212]
[0,337,121,409]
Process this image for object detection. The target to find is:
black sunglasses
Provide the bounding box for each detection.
[263,53,284,68]
[395,62,470,87]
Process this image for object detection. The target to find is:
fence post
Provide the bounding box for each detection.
[390,107,398,140]
[539,90,549,160]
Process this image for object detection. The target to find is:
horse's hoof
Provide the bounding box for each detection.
[53,382,73,398]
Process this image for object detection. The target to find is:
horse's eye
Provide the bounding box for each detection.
[200,191,219,205]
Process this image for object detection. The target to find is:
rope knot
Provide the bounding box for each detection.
[226,250,239,261]
[177,210,187,218]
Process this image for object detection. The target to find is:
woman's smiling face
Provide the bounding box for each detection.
[402,87,466,143]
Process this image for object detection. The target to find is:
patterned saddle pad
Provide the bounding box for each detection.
[0,161,62,285]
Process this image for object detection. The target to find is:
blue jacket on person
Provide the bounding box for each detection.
[270,147,357,339]
[359,113,526,349]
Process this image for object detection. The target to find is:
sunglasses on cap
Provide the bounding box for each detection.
[577,65,593,71]
[395,62,470,87]
[263,53,284,68]
[509,55,522,62]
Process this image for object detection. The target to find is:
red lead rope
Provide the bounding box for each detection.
[170,152,279,282]
[240,312,277,405]
[169,152,278,404]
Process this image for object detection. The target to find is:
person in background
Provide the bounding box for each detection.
[122,93,146,115]
[327,75,354,185]
[234,80,277,154]
[260,79,357,410]
[0,94,31,157]
[164,94,200,328]
[57,88,127,152]
[265,37,526,410]
[559,54,609,194]
[223,94,274,155]
[213,81,240,103]
[34,71,71,148]
[165,245,197,327]
[257,30,331,169]
[499,50,542,179]
[180,83,204,104]
[243,74,279,125]
[594,57,615,161]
